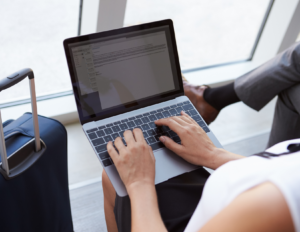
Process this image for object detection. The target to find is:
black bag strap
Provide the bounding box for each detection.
[253,143,300,159]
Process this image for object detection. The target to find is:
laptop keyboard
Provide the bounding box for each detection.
[86,101,210,167]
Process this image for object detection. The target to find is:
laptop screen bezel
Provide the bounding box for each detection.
[63,19,184,125]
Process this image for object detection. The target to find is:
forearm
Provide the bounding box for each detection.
[128,183,167,232]
[205,148,244,170]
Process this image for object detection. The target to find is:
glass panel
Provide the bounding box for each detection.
[124,0,271,70]
[297,32,300,42]
[0,0,78,105]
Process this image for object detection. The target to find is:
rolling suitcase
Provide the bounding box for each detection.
[0,69,73,232]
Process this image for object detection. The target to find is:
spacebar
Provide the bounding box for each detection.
[150,142,165,151]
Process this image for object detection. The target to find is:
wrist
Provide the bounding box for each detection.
[206,148,244,170]
[127,181,156,197]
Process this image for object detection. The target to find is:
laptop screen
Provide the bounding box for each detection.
[64,20,183,124]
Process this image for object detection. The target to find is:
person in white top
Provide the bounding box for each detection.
[106,111,299,232]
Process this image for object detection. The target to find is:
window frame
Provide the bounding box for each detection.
[2,0,300,124]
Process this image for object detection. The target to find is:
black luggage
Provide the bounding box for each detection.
[0,69,73,232]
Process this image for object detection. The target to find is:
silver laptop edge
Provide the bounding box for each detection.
[83,96,222,196]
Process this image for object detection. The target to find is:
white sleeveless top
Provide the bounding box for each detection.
[184,139,300,232]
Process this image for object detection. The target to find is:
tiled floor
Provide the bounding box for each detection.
[66,98,276,185]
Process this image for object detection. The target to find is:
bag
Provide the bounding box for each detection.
[0,69,73,232]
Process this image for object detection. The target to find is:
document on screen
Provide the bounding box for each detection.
[72,31,175,110]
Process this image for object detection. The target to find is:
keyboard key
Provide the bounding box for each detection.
[154,135,161,141]
[154,127,163,134]
[111,133,119,140]
[98,151,110,160]
[169,109,177,115]
[147,129,156,136]
[183,101,190,104]
[202,126,210,133]
[134,126,142,131]
[186,111,192,116]
[155,113,164,119]
[92,137,105,146]
[192,115,201,121]
[136,115,143,118]
[143,113,150,116]
[147,137,156,144]
[157,109,164,112]
[149,122,156,128]
[162,132,171,137]
[128,117,135,120]
[172,136,181,143]
[121,119,128,123]
[177,103,184,106]
[95,144,107,153]
[150,110,157,114]
[197,120,206,127]
[96,130,105,137]
[112,125,121,132]
[182,104,194,111]
[143,132,149,138]
[150,142,165,151]
[162,111,171,118]
[119,123,128,130]
[113,121,120,125]
[104,128,113,134]
[104,135,113,142]
[161,126,170,132]
[119,130,125,137]
[102,158,112,167]
[141,124,150,131]
[170,104,177,108]
[163,106,170,110]
[189,109,198,116]
[106,123,113,127]
[134,119,143,126]
[87,128,98,133]
[148,115,157,121]
[88,132,97,140]
[175,107,183,113]
[98,126,106,130]
[141,117,150,123]
[127,121,136,127]
[169,130,178,137]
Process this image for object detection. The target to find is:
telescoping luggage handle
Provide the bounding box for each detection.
[0,68,46,180]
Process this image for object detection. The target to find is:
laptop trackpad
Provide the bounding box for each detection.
[154,148,198,184]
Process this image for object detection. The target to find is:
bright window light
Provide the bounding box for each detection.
[0,0,78,105]
[124,0,271,70]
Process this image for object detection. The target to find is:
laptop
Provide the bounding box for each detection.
[63,19,222,196]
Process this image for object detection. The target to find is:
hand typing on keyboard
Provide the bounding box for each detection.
[107,129,156,193]
[155,111,224,170]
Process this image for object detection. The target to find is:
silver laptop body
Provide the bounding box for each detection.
[64,20,222,196]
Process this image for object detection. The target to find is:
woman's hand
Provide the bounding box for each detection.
[107,129,167,232]
[107,128,156,193]
[155,111,243,170]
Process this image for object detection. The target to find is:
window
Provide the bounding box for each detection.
[297,32,300,42]
[124,0,272,70]
[0,0,79,106]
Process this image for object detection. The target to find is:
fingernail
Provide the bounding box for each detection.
[160,136,166,143]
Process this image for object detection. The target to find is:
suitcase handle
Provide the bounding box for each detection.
[0,68,41,178]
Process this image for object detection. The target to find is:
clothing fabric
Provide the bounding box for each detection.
[184,139,300,232]
[203,82,240,111]
[114,167,210,232]
[234,42,300,147]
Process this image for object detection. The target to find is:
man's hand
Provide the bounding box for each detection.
[155,111,243,170]
[107,128,156,193]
